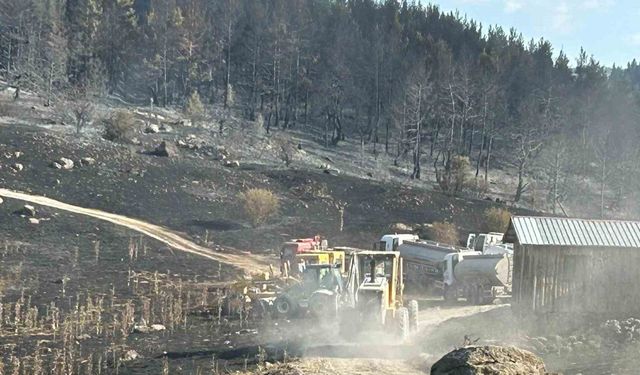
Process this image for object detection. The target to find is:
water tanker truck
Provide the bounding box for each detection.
[378,234,513,304]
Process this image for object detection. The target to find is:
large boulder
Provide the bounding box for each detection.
[431,346,548,375]
[152,141,178,157]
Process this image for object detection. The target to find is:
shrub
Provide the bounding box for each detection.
[484,207,511,233]
[274,133,297,166]
[436,155,470,196]
[185,91,205,126]
[70,100,94,134]
[103,110,136,142]
[238,188,279,226]
[429,221,459,245]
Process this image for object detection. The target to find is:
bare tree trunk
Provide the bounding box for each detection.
[249,40,260,120]
[272,36,280,128]
[304,89,309,127]
[515,161,526,202]
[360,135,365,167]
[552,149,560,214]
[46,60,54,106]
[224,19,232,109]
[163,37,168,106]
[600,155,606,219]
[484,135,493,187]
[475,96,488,177]
[292,49,300,127]
[411,84,422,180]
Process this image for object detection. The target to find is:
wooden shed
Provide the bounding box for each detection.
[504,216,640,316]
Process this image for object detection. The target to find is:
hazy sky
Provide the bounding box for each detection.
[428,0,639,67]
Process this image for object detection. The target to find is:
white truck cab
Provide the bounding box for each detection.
[466,232,505,252]
[377,234,420,252]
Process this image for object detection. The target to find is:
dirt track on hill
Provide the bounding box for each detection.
[0,188,270,274]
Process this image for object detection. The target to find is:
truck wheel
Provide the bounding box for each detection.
[397,307,410,341]
[443,285,457,303]
[274,296,296,318]
[470,287,480,305]
[476,286,487,305]
[475,286,488,305]
[408,300,419,332]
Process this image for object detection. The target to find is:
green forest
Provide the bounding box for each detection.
[2,0,640,216]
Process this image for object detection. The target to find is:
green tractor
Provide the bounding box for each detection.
[273,263,344,319]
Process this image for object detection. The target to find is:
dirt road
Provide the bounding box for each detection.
[295,303,502,374]
[0,188,270,274]
[418,302,500,328]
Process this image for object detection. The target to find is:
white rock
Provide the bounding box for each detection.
[59,158,74,170]
[145,124,160,133]
[11,163,23,172]
[21,205,37,217]
[80,157,96,166]
[51,162,62,169]
[122,350,141,361]
[28,218,39,224]
[150,324,166,332]
[133,324,150,334]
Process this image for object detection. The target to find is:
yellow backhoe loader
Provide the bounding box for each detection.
[340,251,419,340]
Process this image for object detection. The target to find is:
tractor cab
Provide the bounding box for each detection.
[341,251,418,339]
[350,251,402,311]
[274,263,343,318]
[301,263,344,294]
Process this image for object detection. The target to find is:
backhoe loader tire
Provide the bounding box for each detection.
[309,292,338,320]
[274,296,296,318]
[397,307,410,341]
[408,300,419,332]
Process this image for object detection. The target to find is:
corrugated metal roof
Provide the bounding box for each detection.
[506,216,640,247]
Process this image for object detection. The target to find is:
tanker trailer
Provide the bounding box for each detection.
[443,252,512,305]
[395,239,460,291]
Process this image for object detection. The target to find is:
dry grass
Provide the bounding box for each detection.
[0,263,247,374]
[429,221,460,245]
[483,207,511,233]
[103,110,137,142]
[238,189,280,227]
